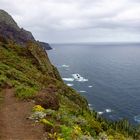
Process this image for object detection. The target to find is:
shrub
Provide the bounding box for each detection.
[45,109,56,116]
[60,125,73,140]
[34,90,59,110]
[40,118,53,126]
[15,85,37,99]
[0,74,7,87]
[73,125,82,136]
[10,80,20,87]
[29,111,46,120]
[41,119,54,132]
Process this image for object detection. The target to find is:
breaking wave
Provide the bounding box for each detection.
[62,78,74,82]
[72,74,88,82]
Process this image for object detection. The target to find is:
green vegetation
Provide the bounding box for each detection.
[31,102,139,140]
[0,74,7,87]
[0,37,140,140]
[15,85,37,99]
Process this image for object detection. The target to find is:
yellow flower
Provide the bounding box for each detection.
[48,132,57,138]
[73,125,82,135]
[40,119,53,126]
[33,105,45,112]
[57,137,64,140]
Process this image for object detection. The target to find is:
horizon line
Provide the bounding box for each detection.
[50,42,140,45]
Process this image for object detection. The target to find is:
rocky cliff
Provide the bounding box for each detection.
[0,10,52,50]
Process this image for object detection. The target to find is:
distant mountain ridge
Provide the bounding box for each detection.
[0,9,52,50]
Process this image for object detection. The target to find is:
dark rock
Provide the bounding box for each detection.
[0,10,35,44]
[0,22,35,45]
[37,41,52,50]
[0,10,19,30]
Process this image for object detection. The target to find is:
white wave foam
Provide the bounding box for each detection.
[62,64,69,68]
[72,74,88,82]
[88,85,93,88]
[67,83,74,87]
[88,104,92,107]
[105,109,112,113]
[98,112,104,115]
[79,91,87,93]
[62,78,74,82]
[88,104,93,110]
[134,115,140,123]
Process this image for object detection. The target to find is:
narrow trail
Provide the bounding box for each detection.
[0,88,45,140]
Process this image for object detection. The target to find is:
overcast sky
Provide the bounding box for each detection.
[0,0,140,43]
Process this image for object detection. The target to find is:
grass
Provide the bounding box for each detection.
[0,74,7,87]
[15,85,38,99]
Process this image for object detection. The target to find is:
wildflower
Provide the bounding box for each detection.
[32,105,45,112]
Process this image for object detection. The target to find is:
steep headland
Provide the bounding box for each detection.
[0,9,52,50]
[0,10,140,140]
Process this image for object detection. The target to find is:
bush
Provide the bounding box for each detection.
[15,85,37,99]
[60,125,73,139]
[40,119,54,132]
[45,109,56,116]
[10,80,20,87]
[34,89,59,110]
[0,74,7,87]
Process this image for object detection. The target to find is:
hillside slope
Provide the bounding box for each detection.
[0,10,140,140]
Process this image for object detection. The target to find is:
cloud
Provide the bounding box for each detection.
[0,0,140,43]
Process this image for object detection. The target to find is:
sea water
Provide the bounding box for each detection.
[48,43,140,124]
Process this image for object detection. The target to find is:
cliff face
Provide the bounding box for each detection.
[0,10,19,30]
[0,10,51,50]
[37,41,52,50]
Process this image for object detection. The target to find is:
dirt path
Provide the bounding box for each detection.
[0,88,45,140]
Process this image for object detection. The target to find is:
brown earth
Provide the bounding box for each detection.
[0,88,45,140]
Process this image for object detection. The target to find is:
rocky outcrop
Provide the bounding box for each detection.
[0,22,35,45]
[37,41,52,50]
[0,9,52,50]
[0,10,19,30]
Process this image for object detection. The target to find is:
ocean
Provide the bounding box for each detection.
[48,43,140,124]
